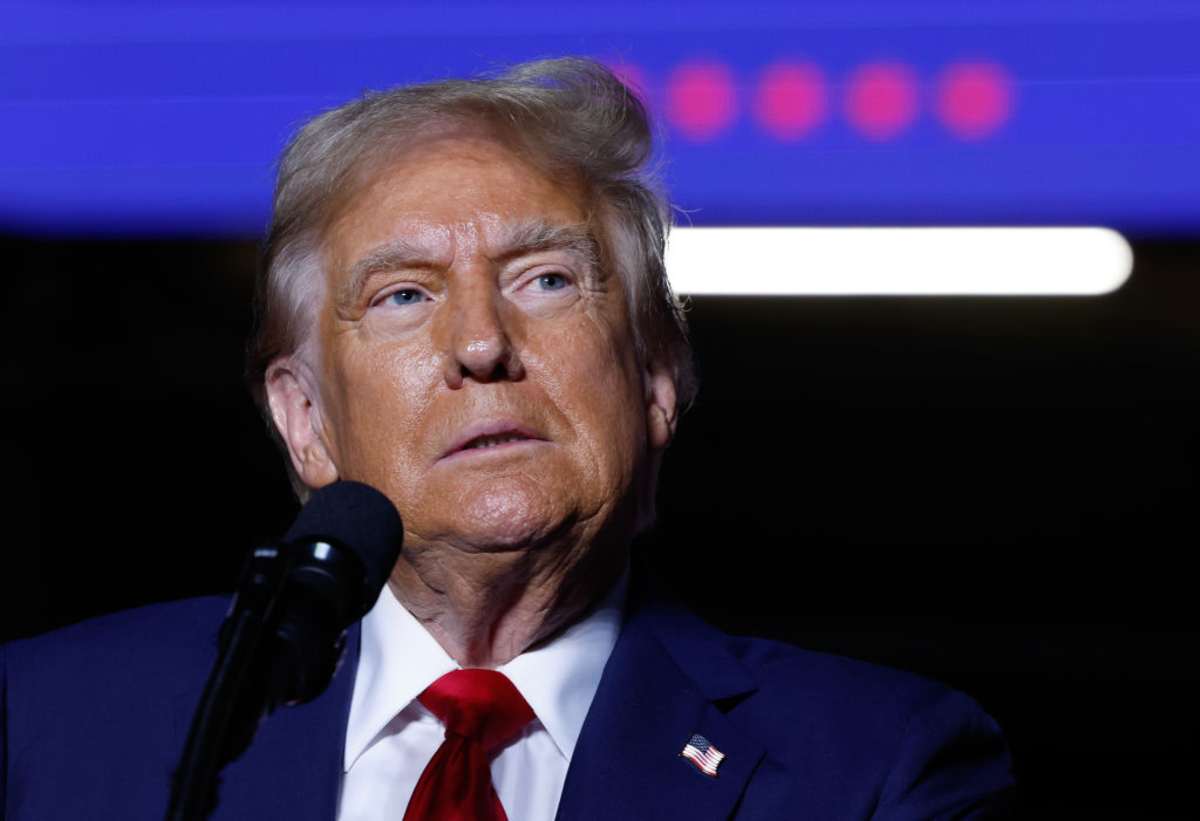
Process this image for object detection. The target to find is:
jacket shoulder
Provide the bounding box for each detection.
[3,598,231,819]
[6,596,227,684]
[3,598,228,759]
[636,577,1015,812]
[732,633,963,724]
[721,633,1014,816]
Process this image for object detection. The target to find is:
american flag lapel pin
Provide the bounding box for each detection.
[679,733,725,778]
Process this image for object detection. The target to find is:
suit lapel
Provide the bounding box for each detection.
[209,623,361,821]
[556,583,765,820]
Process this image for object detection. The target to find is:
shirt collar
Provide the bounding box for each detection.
[497,572,626,761]
[342,582,458,773]
[343,572,627,772]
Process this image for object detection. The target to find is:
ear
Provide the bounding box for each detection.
[644,360,678,451]
[264,356,340,490]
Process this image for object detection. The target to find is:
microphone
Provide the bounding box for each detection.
[167,480,402,821]
[268,480,405,706]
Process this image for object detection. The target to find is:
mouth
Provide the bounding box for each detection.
[440,422,547,461]
[464,431,532,448]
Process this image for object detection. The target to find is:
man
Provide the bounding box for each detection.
[1,59,1014,819]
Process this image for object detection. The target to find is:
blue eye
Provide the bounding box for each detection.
[387,288,426,306]
[536,273,569,291]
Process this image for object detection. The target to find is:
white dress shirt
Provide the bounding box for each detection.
[337,575,626,821]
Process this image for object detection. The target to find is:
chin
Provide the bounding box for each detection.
[444,480,573,552]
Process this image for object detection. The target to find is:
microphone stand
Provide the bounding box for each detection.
[165,546,290,821]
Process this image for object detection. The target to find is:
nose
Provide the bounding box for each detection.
[438,281,525,388]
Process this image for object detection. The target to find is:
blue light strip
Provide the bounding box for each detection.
[3,1,1198,235]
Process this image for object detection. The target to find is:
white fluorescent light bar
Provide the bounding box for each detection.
[665,227,1133,295]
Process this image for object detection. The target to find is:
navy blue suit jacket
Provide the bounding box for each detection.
[2,579,1013,819]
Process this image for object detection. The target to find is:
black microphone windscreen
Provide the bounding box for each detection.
[283,480,403,598]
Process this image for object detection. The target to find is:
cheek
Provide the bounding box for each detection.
[324,338,442,490]
[535,313,646,487]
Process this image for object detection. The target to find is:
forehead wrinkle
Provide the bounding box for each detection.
[487,217,602,274]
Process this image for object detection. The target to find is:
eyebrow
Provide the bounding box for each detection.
[491,218,602,271]
[337,218,603,307]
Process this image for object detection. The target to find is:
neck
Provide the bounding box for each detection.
[388,533,627,668]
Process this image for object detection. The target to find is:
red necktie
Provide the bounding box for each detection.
[403,669,535,821]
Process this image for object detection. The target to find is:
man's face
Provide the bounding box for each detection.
[280,132,674,554]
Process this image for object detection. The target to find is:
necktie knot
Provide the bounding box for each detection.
[418,669,534,753]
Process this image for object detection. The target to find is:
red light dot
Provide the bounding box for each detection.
[844,62,919,141]
[754,61,828,141]
[935,62,1014,140]
[665,61,738,142]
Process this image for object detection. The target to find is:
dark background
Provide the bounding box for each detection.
[2,235,1196,818]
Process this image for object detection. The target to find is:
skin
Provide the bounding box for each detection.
[265,129,678,667]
